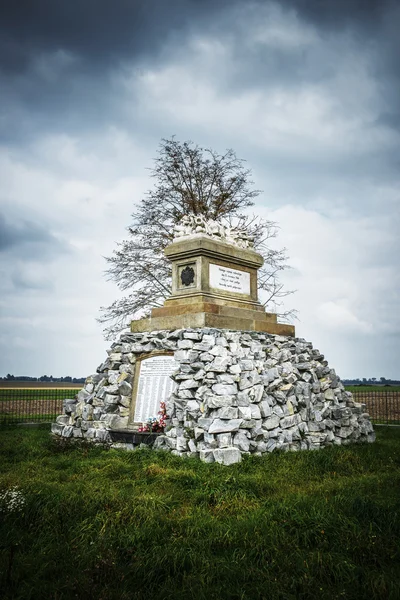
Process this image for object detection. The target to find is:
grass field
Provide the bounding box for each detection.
[0,425,399,600]
[0,389,79,405]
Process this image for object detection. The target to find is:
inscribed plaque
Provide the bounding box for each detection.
[209,263,250,295]
[133,355,178,423]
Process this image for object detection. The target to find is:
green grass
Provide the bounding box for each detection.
[1,426,400,600]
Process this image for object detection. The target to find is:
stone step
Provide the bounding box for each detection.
[130,311,294,336]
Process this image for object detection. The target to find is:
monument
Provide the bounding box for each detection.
[130,214,294,336]
[52,215,375,464]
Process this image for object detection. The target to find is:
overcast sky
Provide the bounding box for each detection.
[1,0,399,379]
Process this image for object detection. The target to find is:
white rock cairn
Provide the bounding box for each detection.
[173,214,255,249]
[52,328,375,465]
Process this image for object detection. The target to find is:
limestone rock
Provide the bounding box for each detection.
[207,395,236,408]
[213,447,242,465]
[212,383,237,395]
[209,419,243,434]
[263,415,280,430]
[118,381,132,396]
[200,449,215,463]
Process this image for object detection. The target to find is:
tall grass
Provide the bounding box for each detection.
[0,426,399,600]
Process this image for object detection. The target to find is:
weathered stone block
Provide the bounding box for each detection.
[200,449,215,463]
[216,433,232,448]
[250,384,264,403]
[51,423,64,436]
[176,437,188,451]
[63,399,78,414]
[194,427,204,440]
[177,339,194,349]
[118,381,132,396]
[259,400,273,418]
[207,357,232,372]
[239,419,257,429]
[217,406,239,420]
[250,405,261,419]
[233,431,251,451]
[104,393,120,405]
[236,390,251,406]
[198,417,213,430]
[212,382,237,395]
[262,415,280,430]
[103,415,129,429]
[119,395,131,408]
[204,432,218,448]
[179,379,200,390]
[280,413,301,429]
[238,406,252,420]
[208,419,243,434]
[62,425,74,438]
[207,394,236,408]
[213,447,242,465]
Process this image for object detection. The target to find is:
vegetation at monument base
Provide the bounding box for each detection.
[0,427,399,600]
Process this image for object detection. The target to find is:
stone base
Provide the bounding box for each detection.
[131,301,295,336]
[51,327,375,465]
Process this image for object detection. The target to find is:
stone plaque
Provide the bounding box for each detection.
[209,263,250,295]
[133,355,178,423]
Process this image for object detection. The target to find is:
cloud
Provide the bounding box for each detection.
[316,301,372,333]
[10,265,54,292]
[263,204,400,376]
[0,0,219,73]
[0,212,68,258]
[1,0,399,144]
[283,0,393,31]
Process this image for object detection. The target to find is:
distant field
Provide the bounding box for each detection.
[0,388,80,424]
[344,387,400,424]
[0,389,79,401]
[0,381,83,389]
[345,385,400,392]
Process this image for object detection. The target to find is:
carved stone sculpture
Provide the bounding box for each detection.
[173,214,254,248]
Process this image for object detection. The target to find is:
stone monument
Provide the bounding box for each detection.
[52,215,375,465]
[131,214,294,336]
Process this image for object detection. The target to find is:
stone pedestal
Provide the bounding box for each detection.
[131,235,295,336]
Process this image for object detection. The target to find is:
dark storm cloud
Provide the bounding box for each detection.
[283,0,393,31]
[0,0,399,141]
[0,0,235,74]
[0,212,67,258]
[284,0,400,125]
[1,0,396,73]
[0,0,235,141]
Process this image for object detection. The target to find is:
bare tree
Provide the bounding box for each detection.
[98,137,295,339]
